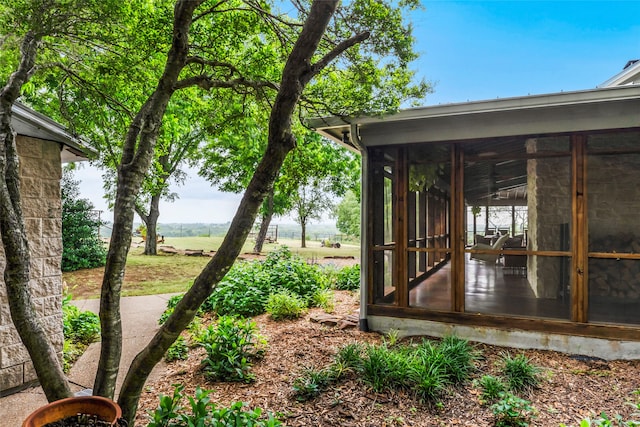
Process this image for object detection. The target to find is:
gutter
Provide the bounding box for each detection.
[349,124,369,332]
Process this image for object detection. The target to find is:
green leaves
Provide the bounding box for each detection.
[61,170,107,272]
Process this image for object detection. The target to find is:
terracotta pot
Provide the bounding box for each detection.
[22,396,122,427]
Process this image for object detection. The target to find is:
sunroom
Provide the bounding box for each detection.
[310,83,640,360]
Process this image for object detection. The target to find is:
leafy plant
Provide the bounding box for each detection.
[559,390,640,426]
[475,375,507,404]
[206,262,272,317]
[311,288,335,313]
[501,353,541,392]
[165,335,189,362]
[490,392,536,427]
[148,384,282,427]
[61,295,101,372]
[334,264,360,291]
[62,296,100,344]
[266,291,308,320]
[197,316,266,383]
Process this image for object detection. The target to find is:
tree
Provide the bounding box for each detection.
[335,190,360,239]
[0,0,126,402]
[61,169,107,271]
[2,1,428,424]
[291,180,334,248]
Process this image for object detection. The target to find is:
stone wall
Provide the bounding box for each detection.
[587,132,640,300]
[0,135,63,395]
[526,137,571,298]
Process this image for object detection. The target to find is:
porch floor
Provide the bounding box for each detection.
[408,257,640,324]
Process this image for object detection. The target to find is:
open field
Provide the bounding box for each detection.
[63,237,359,299]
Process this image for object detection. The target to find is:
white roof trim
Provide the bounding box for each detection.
[309,85,640,148]
[598,60,640,88]
[11,102,92,162]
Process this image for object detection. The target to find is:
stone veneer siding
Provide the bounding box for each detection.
[0,135,63,395]
[526,137,572,298]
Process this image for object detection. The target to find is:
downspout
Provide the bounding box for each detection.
[350,123,369,332]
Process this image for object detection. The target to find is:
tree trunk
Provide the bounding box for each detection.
[93,0,204,399]
[0,32,72,402]
[253,192,274,253]
[117,2,342,422]
[301,219,307,248]
[143,193,161,255]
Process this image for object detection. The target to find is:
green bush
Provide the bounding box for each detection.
[501,353,541,392]
[265,291,307,320]
[148,384,282,427]
[266,247,328,301]
[165,335,189,362]
[334,264,360,291]
[61,171,107,272]
[206,262,273,317]
[197,316,266,383]
[204,246,328,317]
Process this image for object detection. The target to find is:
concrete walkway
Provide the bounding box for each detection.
[0,293,176,426]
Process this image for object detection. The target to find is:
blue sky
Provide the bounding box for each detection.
[413,1,640,105]
[77,1,640,223]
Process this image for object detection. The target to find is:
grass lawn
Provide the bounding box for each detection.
[63,237,360,299]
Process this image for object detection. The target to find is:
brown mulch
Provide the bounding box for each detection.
[134,289,640,427]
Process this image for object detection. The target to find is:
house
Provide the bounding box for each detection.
[310,61,640,360]
[0,102,88,396]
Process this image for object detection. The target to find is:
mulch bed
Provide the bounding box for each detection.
[135,290,640,426]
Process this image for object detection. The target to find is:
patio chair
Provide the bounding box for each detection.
[470,233,509,264]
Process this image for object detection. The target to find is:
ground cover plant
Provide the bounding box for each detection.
[61,295,100,372]
[147,384,282,427]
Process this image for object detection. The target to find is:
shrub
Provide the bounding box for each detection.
[266,291,307,320]
[266,247,328,301]
[501,353,541,392]
[165,336,189,362]
[148,384,282,427]
[334,264,360,291]
[61,170,107,272]
[204,246,328,317]
[206,262,272,317]
[198,316,266,383]
[491,392,536,427]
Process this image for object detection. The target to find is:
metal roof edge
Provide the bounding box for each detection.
[11,101,94,160]
[309,85,640,131]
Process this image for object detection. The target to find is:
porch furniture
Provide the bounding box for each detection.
[470,234,509,264]
[503,235,527,276]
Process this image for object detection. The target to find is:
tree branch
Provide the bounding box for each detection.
[310,31,369,78]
